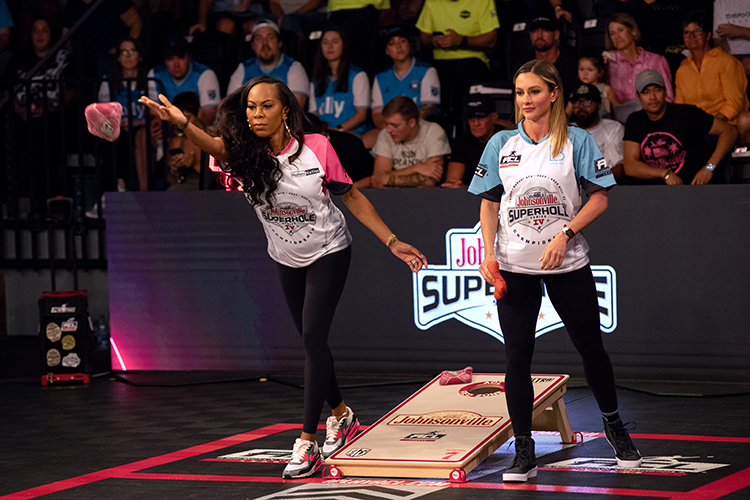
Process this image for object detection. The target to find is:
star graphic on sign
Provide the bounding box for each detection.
[539,312,545,319]
[486,311,493,319]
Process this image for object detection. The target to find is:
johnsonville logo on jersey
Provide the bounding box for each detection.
[499,150,521,168]
[388,411,502,427]
[508,187,569,233]
[262,202,316,236]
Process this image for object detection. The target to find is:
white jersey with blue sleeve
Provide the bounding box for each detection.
[371,59,440,110]
[308,66,371,135]
[468,123,615,275]
[227,55,309,96]
[147,61,221,107]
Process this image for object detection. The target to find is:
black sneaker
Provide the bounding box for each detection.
[603,417,643,468]
[502,435,537,482]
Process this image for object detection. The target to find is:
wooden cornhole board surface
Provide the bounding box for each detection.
[326,373,570,480]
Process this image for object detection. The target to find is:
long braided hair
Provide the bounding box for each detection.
[214,75,309,206]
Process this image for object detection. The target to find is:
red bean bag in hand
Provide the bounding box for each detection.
[489,260,507,299]
[84,102,122,142]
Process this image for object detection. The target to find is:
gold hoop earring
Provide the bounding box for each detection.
[284,119,291,136]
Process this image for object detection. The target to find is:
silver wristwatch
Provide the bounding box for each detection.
[706,163,716,172]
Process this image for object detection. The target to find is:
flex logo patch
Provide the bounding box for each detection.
[509,187,569,233]
[499,150,521,168]
[411,222,617,343]
[400,431,446,442]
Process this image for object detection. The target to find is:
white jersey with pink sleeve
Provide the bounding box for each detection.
[252,134,354,268]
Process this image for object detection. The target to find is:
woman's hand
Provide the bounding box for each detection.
[539,232,568,270]
[139,94,187,128]
[390,240,428,273]
[478,255,497,285]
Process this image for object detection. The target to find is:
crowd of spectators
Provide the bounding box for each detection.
[1,0,750,200]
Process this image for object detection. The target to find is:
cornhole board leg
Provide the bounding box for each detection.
[531,397,575,443]
[325,373,570,480]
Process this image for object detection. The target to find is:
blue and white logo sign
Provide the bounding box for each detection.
[411,222,617,343]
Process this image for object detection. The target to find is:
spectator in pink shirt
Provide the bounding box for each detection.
[604,13,673,123]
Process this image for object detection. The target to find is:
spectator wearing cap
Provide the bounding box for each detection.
[147,35,222,128]
[569,83,625,182]
[365,28,440,148]
[366,95,451,188]
[623,69,737,185]
[604,12,674,122]
[226,19,309,108]
[526,15,577,104]
[675,10,750,145]
[416,0,499,124]
[442,94,503,188]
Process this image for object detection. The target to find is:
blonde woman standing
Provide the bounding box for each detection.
[469,60,641,482]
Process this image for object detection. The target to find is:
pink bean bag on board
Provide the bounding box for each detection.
[439,366,473,385]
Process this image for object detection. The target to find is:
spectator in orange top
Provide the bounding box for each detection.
[675,10,750,144]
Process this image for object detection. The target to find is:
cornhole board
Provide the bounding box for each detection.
[324,373,575,482]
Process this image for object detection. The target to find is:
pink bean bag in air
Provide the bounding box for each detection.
[84,102,122,142]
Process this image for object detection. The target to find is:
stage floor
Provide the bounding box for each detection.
[2,364,750,500]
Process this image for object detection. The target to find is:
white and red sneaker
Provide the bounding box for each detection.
[282,438,323,479]
[322,406,360,459]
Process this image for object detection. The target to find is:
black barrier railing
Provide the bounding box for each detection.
[0,76,172,271]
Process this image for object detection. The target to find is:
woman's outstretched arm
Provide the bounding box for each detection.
[140,94,229,163]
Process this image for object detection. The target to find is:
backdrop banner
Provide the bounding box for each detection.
[106,187,750,382]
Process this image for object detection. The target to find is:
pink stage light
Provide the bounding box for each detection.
[110,337,127,371]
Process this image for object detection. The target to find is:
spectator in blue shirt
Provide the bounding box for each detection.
[226,20,309,109]
[365,28,440,148]
[308,27,371,139]
[147,35,222,129]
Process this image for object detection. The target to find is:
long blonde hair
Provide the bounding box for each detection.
[513,60,567,158]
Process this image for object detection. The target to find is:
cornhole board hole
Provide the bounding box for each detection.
[324,373,575,482]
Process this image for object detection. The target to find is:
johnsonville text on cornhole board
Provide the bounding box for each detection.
[326,373,569,480]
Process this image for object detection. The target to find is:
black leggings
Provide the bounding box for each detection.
[276,246,351,435]
[496,265,618,436]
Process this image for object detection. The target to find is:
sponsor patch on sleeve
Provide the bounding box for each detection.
[474,164,488,178]
[594,157,613,178]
